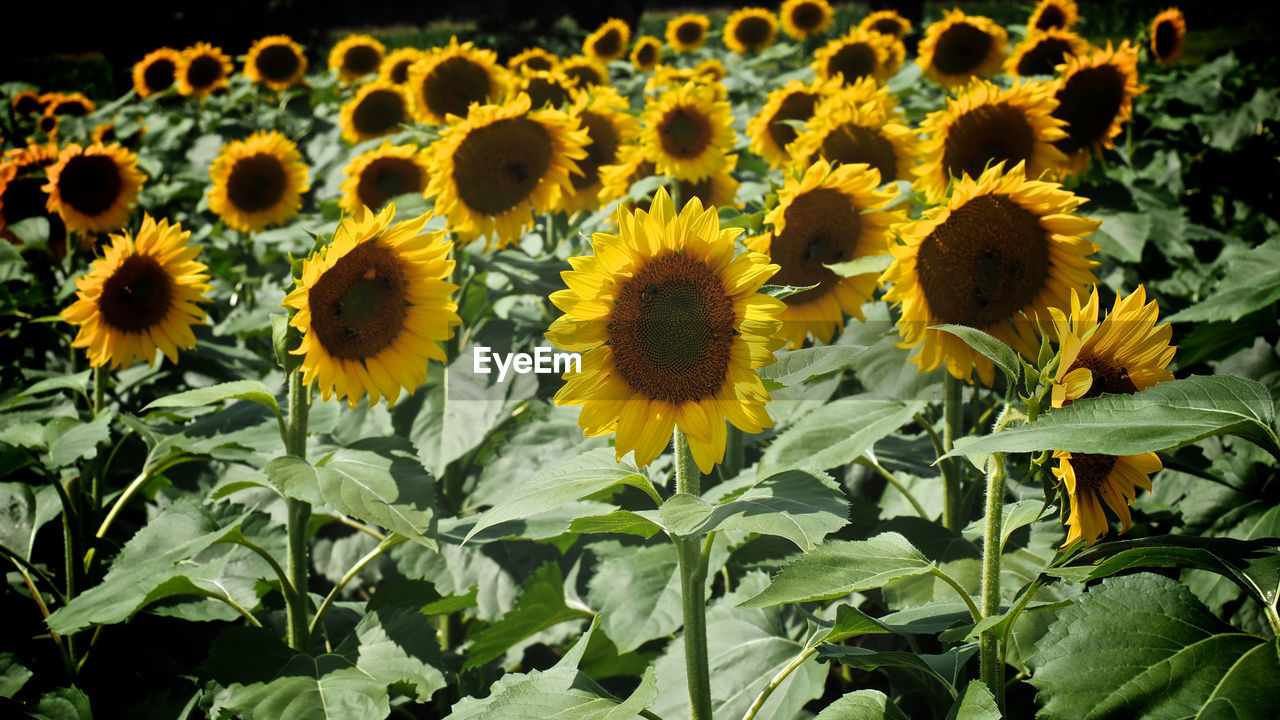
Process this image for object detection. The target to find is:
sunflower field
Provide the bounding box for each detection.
[2,0,1279,718]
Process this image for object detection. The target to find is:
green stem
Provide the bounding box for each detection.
[227,536,291,597]
[979,405,1016,712]
[722,423,743,481]
[741,647,818,720]
[868,458,929,520]
[941,374,964,531]
[1264,604,1280,637]
[285,370,312,651]
[673,429,712,720]
[92,365,105,417]
[929,567,981,623]
[310,535,406,635]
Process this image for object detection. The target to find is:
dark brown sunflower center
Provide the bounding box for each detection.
[187,55,225,90]
[1154,21,1178,59]
[142,58,176,93]
[308,242,408,360]
[816,123,899,182]
[790,2,825,31]
[572,111,621,191]
[932,22,992,76]
[39,116,59,133]
[352,89,406,137]
[520,55,554,72]
[13,94,42,114]
[1067,354,1137,402]
[257,45,301,82]
[452,116,553,215]
[872,18,903,37]
[226,154,288,213]
[677,176,714,207]
[592,28,623,58]
[608,252,736,404]
[636,42,659,66]
[357,156,425,210]
[1,176,49,226]
[389,60,413,84]
[1052,64,1126,155]
[343,45,381,75]
[770,188,862,305]
[676,22,704,46]
[564,64,606,88]
[828,42,879,83]
[942,102,1035,182]
[1035,4,1068,30]
[1016,37,1075,76]
[1067,452,1116,492]
[98,255,173,333]
[424,57,491,119]
[659,107,712,159]
[916,194,1049,327]
[57,155,122,216]
[767,91,818,151]
[525,76,572,109]
[53,100,90,117]
[734,16,774,49]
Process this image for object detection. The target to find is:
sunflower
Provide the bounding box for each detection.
[631,36,663,71]
[425,93,587,248]
[584,18,631,63]
[340,81,412,144]
[42,144,144,234]
[11,90,47,116]
[1,145,68,252]
[859,10,912,39]
[917,10,1008,88]
[1052,451,1162,548]
[516,69,579,110]
[645,65,728,101]
[37,114,61,139]
[380,47,423,85]
[1029,0,1078,31]
[329,34,386,84]
[562,87,640,215]
[880,161,1099,385]
[508,47,559,75]
[666,13,711,53]
[640,82,735,182]
[340,142,431,215]
[695,59,728,82]
[724,7,780,54]
[60,215,211,370]
[131,48,181,98]
[285,204,460,408]
[47,93,96,117]
[915,79,1067,202]
[1005,27,1089,77]
[407,37,507,125]
[208,131,310,233]
[559,55,610,90]
[676,155,741,211]
[92,121,144,149]
[177,43,233,98]
[244,35,308,91]
[781,0,835,40]
[546,188,785,472]
[1050,41,1144,176]
[747,77,842,168]
[597,142,656,208]
[790,87,918,183]
[813,28,897,85]
[1150,8,1187,66]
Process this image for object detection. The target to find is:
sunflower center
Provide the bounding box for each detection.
[872,18,903,36]
[572,111,621,191]
[358,156,425,210]
[53,100,90,117]
[1067,452,1116,492]
[1052,64,1126,155]
[257,45,301,81]
[1,177,51,226]
[57,155,122,217]
[1154,21,1178,58]
[659,107,712,159]
[525,76,571,109]
[932,22,992,76]
[14,94,42,114]
[770,188,862,305]
[39,116,58,133]
[828,43,878,82]
[1035,4,1068,30]
[564,64,606,88]
[608,252,736,404]
[98,255,173,333]
[343,45,381,75]
[521,55,554,72]
[636,42,658,66]
[187,55,225,90]
[942,102,1035,182]
[816,123,899,182]
[308,242,408,360]
[352,89,406,136]
[916,194,1049,327]
[593,28,623,58]
[790,2,825,31]
[734,17,774,49]
[676,22,704,46]
[226,154,288,213]
[1016,37,1075,76]
[767,91,818,151]
[452,116,553,215]
[1069,354,1137,402]
[143,58,176,93]
[389,60,413,84]
[424,57,492,119]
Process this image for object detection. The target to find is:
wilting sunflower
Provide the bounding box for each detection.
[546,188,785,472]
[559,55,610,90]
[813,28,897,85]
[859,9,912,39]
[508,47,559,74]
[380,47,423,85]
[1005,27,1089,77]
[177,43,233,98]
[917,10,1008,88]
[1050,41,1144,176]
[631,36,663,71]
[1150,8,1186,66]
[425,93,587,248]
[780,0,835,40]
[666,13,711,53]
[244,35,308,90]
[915,79,1067,202]
[881,161,1099,385]
[329,34,386,84]
[584,18,631,63]
[285,205,460,408]
[1029,0,1078,31]
[60,215,211,369]
[47,93,96,117]
[11,90,47,116]
[340,81,412,143]
[562,87,640,215]
[340,142,431,215]
[517,69,579,110]
[747,77,841,168]
[43,144,144,234]
[208,131,309,233]
[747,160,900,348]
[790,86,918,183]
[408,37,507,125]
[132,48,182,98]
[724,7,779,54]
[1053,451,1161,548]
[640,82,734,182]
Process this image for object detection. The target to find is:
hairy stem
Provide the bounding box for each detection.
[285,370,312,651]
[741,647,818,720]
[941,374,964,531]
[674,429,712,720]
[310,535,407,634]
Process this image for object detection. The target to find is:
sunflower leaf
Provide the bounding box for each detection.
[825,254,893,278]
[143,380,281,419]
[740,532,935,608]
[757,345,868,388]
[759,394,926,476]
[314,444,438,550]
[1166,239,1280,323]
[760,283,819,299]
[931,325,1021,388]
[813,690,911,720]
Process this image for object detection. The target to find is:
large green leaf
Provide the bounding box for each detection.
[741,533,934,608]
[0,652,31,699]
[946,681,1000,720]
[586,541,683,654]
[932,325,1021,387]
[0,481,60,559]
[757,345,868,389]
[946,376,1280,462]
[813,690,911,720]
[1166,239,1280,323]
[47,413,113,468]
[314,444,438,550]
[464,562,592,669]
[760,395,926,475]
[143,380,281,417]
[32,687,93,720]
[335,607,446,703]
[1031,573,1280,720]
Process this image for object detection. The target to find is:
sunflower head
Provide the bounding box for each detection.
[781,0,835,40]
[813,28,897,85]
[48,93,96,117]
[61,214,211,369]
[340,141,431,216]
[676,154,741,212]
[329,34,386,84]
[285,204,460,408]
[381,48,424,85]
[340,80,412,144]
[640,82,735,182]
[408,37,507,125]
[132,48,182,98]
[12,90,47,116]
[630,35,664,71]
[1,144,66,250]
[1150,7,1187,65]
[562,87,640,215]
[508,47,559,74]
[724,7,780,54]
[645,65,727,100]
[517,70,579,110]
[1051,41,1145,176]
[746,76,842,168]
[37,113,61,139]
[881,161,1100,385]
[1006,27,1089,77]
[859,10,913,39]
[916,10,1008,88]
[584,18,631,63]
[1029,0,1078,31]
[208,131,310,233]
[177,43,234,97]
[42,143,145,234]
[1053,450,1161,547]
[666,14,711,53]
[790,85,918,183]
[559,55,610,90]
[245,35,308,90]
[546,187,785,472]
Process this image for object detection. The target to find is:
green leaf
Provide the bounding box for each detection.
[32,686,93,720]
[760,283,820,299]
[962,500,1052,552]
[264,455,323,505]
[823,604,897,644]
[1089,210,1150,262]
[757,345,868,388]
[1167,240,1280,323]
[932,325,1021,387]
[760,394,926,476]
[47,413,112,468]
[463,562,591,669]
[946,680,999,720]
[825,254,893,278]
[0,652,32,699]
[741,532,934,608]
[569,511,663,538]
[813,690,911,720]
[587,541,684,653]
[1030,573,1280,720]
[336,607,446,703]
[946,376,1280,462]
[143,379,280,417]
[315,445,438,550]
[817,646,960,697]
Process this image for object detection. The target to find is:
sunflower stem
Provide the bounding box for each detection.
[673,429,712,720]
[722,423,744,480]
[92,365,105,417]
[941,374,964,531]
[979,405,1016,712]
[284,369,312,651]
